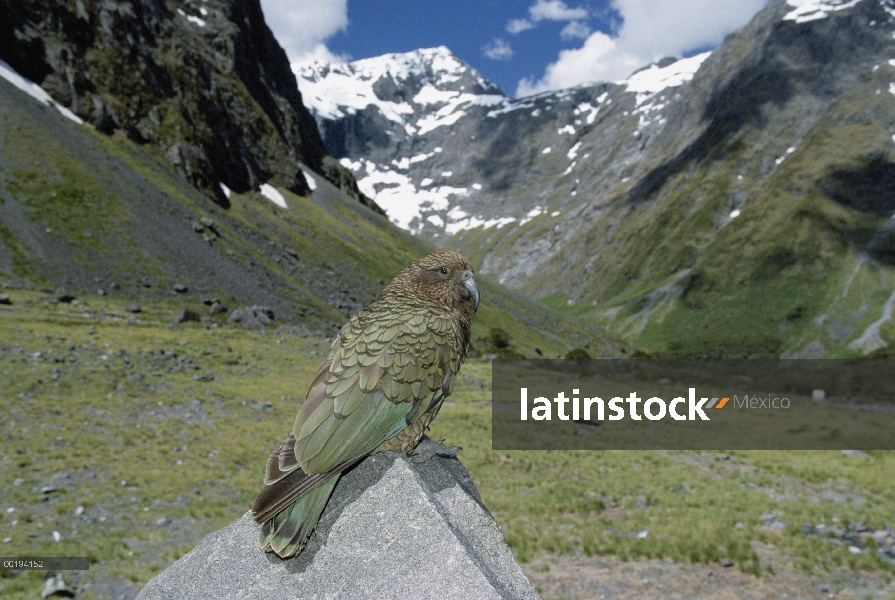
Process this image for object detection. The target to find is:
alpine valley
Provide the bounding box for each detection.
[298,0,895,358]
[0,0,620,358]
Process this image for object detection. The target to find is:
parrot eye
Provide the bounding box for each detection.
[438,266,450,276]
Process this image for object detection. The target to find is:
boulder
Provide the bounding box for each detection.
[173,309,202,324]
[136,447,540,600]
[228,306,274,329]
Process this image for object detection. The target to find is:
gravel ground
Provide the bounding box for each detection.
[524,551,895,600]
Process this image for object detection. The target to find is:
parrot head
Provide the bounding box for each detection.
[386,251,480,315]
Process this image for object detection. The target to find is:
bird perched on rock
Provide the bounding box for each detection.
[252,251,480,558]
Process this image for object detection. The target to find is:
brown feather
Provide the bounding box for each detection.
[262,434,300,485]
[252,456,363,524]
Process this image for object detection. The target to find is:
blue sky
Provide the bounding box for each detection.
[321,0,621,95]
[259,0,768,97]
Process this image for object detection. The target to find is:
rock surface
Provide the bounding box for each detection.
[136,448,540,600]
[227,305,275,329]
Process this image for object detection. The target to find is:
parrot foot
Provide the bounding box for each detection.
[409,436,462,463]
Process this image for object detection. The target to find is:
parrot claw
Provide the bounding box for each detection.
[410,436,462,463]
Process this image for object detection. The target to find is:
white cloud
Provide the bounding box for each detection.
[529,0,589,21]
[483,38,515,61]
[516,0,768,97]
[517,32,641,96]
[507,0,589,34]
[560,20,592,40]
[612,0,767,59]
[259,0,348,61]
[298,43,350,64]
[507,18,535,34]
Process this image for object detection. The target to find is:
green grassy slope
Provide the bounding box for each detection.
[1,294,893,598]
[553,85,895,358]
[459,65,895,358]
[0,77,622,358]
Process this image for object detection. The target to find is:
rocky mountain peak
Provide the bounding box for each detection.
[294,46,506,144]
[295,46,503,118]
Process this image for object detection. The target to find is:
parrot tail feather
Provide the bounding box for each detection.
[258,476,339,558]
[253,453,363,525]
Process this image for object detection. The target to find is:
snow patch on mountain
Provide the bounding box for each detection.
[444,209,516,235]
[341,158,478,233]
[520,207,547,225]
[294,61,416,132]
[177,8,206,27]
[486,101,536,118]
[0,59,83,124]
[573,92,608,124]
[783,0,864,24]
[260,184,287,208]
[341,152,518,235]
[622,52,711,106]
[301,169,317,191]
[417,108,466,135]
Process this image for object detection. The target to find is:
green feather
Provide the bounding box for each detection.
[358,364,384,392]
[300,390,411,474]
[333,383,367,417]
[327,372,358,397]
[295,395,336,445]
[377,352,394,369]
[259,476,338,557]
[298,414,343,466]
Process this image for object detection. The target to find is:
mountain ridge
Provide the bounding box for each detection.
[297,0,895,357]
[295,43,711,235]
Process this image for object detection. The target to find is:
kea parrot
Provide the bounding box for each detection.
[252,251,480,558]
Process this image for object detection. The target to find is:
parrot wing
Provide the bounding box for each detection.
[253,300,459,524]
[293,299,459,475]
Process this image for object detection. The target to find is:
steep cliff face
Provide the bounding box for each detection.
[297,0,895,357]
[0,0,369,205]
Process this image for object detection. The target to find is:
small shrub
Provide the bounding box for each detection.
[565,347,591,359]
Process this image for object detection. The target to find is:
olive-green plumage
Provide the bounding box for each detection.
[252,251,479,558]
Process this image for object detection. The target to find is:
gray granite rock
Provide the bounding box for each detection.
[136,448,540,600]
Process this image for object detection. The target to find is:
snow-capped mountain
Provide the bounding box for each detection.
[294,46,709,236]
[297,47,504,134]
[296,0,895,358]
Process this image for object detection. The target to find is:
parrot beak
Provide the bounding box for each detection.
[462,270,480,311]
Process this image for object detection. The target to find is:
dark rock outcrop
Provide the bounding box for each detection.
[0,0,368,205]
